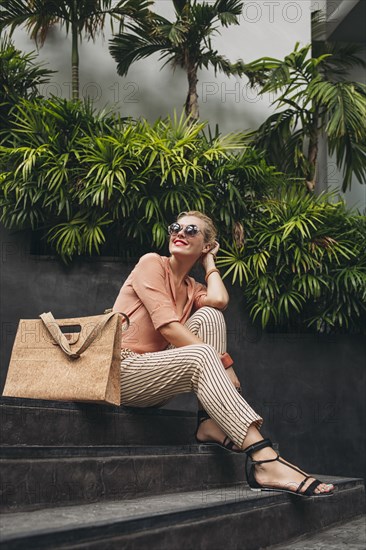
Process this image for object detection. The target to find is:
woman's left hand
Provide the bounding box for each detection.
[201,241,220,269]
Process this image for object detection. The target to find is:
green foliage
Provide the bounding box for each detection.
[109,0,244,118]
[110,0,243,75]
[216,185,366,333]
[0,0,151,100]
[0,0,151,43]
[244,43,366,192]
[0,35,53,135]
[0,98,258,259]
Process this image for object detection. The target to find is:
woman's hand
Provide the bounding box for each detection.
[199,240,229,310]
[201,241,220,270]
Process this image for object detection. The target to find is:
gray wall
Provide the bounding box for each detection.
[1,224,365,481]
[11,1,312,133]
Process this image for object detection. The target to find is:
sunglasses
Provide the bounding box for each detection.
[167,222,202,238]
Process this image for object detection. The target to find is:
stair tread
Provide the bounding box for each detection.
[0,397,194,417]
[0,444,235,458]
[0,476,361,541]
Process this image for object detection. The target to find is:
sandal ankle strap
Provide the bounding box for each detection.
[244,438,273,483]
[243,438,272,456]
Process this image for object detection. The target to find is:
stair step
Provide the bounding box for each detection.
[0,477,364,550]
[266,515,366,549]
[0,444,227,458]
[0,445,245,512]
[0,397,196,446]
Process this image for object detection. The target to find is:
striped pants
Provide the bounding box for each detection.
[120,307,263,448]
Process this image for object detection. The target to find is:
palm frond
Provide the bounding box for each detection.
[109,26,169,76]
[109,0,246,117]
[315,42,366,78]
[199,50,232,75]
[214,0,243,26]
[0,1,69,45]
[308,78,366,188]
[245,43,366,191]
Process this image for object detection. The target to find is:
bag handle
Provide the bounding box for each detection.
[40,311,129,359]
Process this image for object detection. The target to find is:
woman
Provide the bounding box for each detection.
[113,211,334,497]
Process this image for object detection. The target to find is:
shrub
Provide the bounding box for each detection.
[0,35,53,138]
[216,184,366,333]
[1,98,270,258]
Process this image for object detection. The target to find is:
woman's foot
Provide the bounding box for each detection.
[250,444,334,495]
[196,416,242,452]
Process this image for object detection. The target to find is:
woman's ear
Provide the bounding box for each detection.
[202,243,211,253]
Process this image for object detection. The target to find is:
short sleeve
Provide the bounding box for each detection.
[131,253,179,330]
[192,281,207,310]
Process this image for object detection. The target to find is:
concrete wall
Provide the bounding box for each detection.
[11,1,312,134]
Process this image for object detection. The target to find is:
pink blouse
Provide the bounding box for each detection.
[113,253,207,353]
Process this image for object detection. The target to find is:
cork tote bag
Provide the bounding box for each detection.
[2,311,127,406]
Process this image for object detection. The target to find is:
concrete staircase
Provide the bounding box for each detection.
[0,397,365,549]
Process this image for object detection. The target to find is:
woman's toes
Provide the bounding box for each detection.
[315,482,333,494]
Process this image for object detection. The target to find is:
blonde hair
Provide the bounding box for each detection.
[177,211,217,245]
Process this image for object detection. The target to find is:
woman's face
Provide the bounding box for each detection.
[168,215,210,260]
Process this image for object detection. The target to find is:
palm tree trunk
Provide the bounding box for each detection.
[306,140,318,192]
[306,115,319,192]
[185,63,199,121]
[71,14,79,101]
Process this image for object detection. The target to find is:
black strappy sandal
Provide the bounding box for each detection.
[195,409,243,453]
[244,438,334,498]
